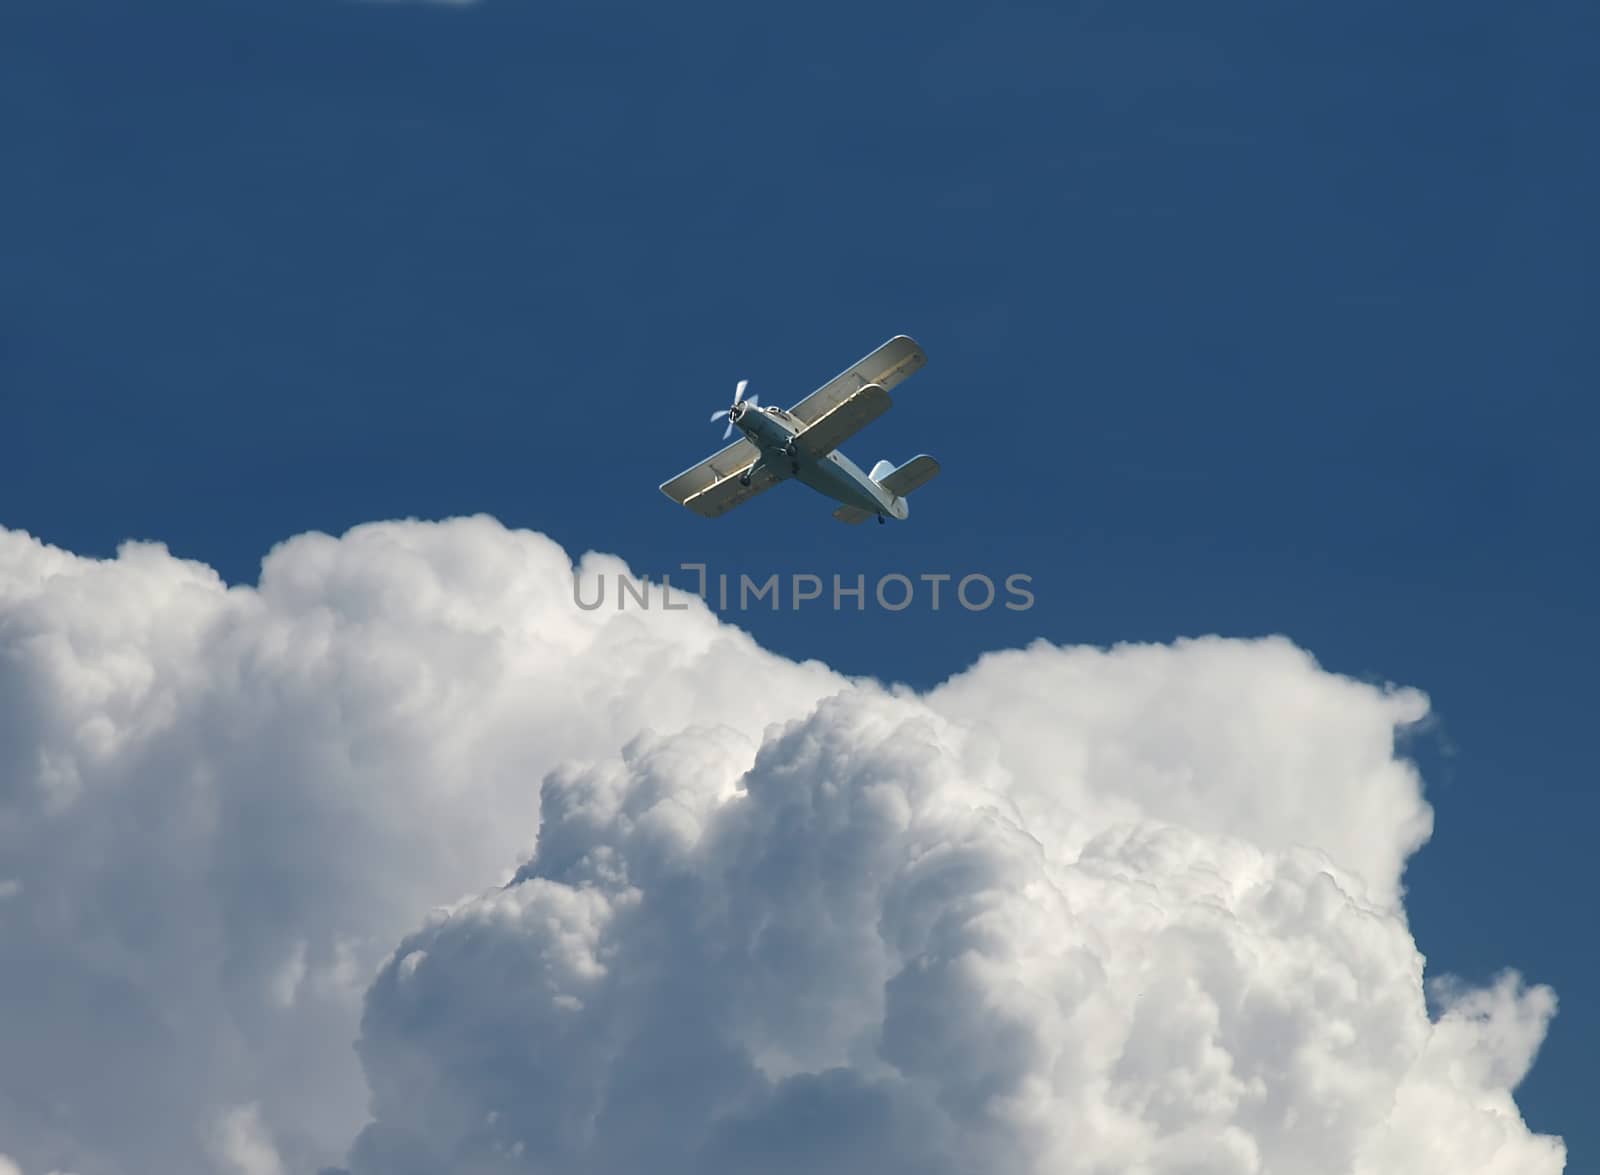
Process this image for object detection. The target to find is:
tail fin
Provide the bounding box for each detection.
[868,459,896,484]
[878,455,941,497]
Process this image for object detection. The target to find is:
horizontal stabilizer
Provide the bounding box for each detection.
[832,504,874,525]
[868,459,895,483]
[878,454,940,497]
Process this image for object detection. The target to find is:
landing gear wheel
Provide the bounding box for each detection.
[739,474,752,487]
[877,514,886,525]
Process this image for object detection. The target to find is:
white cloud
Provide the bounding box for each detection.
[0,1154,78,1175]
[0,518,1563,1174]
[212,1104,286,1175]
[0,518,838,1174]
[347,690,1562,1174]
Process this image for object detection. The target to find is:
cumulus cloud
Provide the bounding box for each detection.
[0,519,836,1174]
[348,692,1560,1174]
[212,1105,286,1175]
[0,1153,76,1175]
[0,518,1564,1173]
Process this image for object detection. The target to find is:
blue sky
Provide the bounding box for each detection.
[3,0,1595,1167]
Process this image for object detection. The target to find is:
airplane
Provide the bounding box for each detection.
[659,335,940,525]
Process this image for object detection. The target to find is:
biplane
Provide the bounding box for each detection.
[659,335,940,524]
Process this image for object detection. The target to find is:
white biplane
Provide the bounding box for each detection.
[659,335,940,524]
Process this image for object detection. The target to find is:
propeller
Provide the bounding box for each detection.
[709,379,759,439]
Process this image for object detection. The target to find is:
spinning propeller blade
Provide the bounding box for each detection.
[715,380,754,439]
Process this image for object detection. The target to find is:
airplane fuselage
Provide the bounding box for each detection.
[729,400,908,520]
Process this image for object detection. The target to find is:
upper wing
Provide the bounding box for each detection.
[795,383,892,458]
[660,439,781,518]
[786,335,926,427]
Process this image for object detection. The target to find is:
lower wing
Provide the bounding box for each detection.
[683,463,782,518]
[662,439,786,517]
